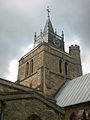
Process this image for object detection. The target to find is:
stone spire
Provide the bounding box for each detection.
[43,6,54,33]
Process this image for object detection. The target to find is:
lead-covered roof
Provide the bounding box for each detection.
[55,73,90,107]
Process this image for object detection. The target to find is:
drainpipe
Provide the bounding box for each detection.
[1,101,5,120]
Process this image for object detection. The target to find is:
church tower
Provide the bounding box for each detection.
[17,8,82,97]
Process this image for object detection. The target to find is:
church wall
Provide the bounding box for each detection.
[45,71,65,96]
[41,44,83,96]
[0,84,18,92]
[19,72,40,88]
[43,44,80,80]
[64,103,90,120]
[18,43,82,97]
[18,63,26,81]
[3,98,64,120]
[18,45,45,81]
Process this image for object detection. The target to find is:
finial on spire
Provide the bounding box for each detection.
[47,6,50,18]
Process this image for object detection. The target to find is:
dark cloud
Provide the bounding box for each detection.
[0,0,90,80]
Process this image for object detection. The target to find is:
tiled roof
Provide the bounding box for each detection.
[55,73,90,107]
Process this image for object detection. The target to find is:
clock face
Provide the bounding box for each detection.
[53,38,60,47]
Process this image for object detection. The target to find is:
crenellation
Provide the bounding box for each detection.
[69,44,80,51]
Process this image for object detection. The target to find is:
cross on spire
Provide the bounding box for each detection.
[47,6,50,18]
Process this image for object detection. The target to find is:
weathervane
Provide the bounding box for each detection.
[47,6,50,18]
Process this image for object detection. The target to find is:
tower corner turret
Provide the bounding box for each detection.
[69,44,83,77]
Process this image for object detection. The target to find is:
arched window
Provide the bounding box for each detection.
[26,62,29,77]
[70,112,77,120]
[65,61,67,75]
[27,114,41,120]
[31,59,33,73]
[59,60,62,73]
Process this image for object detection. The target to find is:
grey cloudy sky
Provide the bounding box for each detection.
[0,0,90,82]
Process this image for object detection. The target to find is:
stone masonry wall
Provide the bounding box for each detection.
[20,72,40,88]
[64,103,90,120]
[3,98,64,120]
[18,46,44,81]
[45,71,65,96]
[0,84,18,92]
[19,43,82,96]
[43,44,81,79]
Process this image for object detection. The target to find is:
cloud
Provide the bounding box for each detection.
[82,62,90,75]
[4,43,33,82]
[21,42,33,56]
[0,0,39,79]
[65,35,82,52]
[4,59,18,82]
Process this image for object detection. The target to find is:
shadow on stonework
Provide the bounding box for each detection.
[26,114,41,120]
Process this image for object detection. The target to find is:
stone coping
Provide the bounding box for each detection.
[0,78,34,92]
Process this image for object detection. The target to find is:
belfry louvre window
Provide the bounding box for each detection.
[65,62,67,75]
[31,59,33,73]
[26,62,29,76]
[59,60,62,73]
